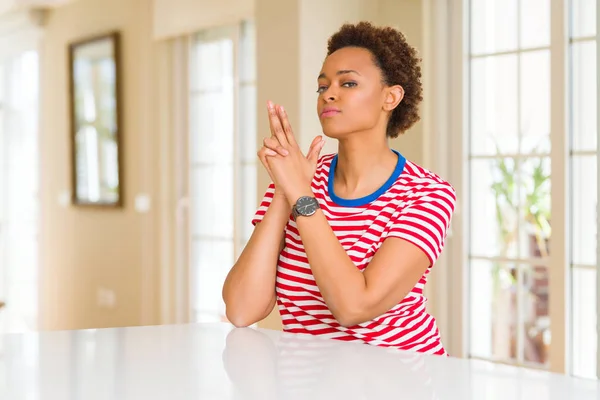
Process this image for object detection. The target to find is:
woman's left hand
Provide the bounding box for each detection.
[265,101,325,206]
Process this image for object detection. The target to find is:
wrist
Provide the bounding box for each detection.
[272,188,287,201]
[263,196,291,228]
[270,192,292,213]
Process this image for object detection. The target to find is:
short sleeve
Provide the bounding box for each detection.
[386,183,457,266]
[251,182,276,226]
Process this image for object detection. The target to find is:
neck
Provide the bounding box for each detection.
[334,132,398,196]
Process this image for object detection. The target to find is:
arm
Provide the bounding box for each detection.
[293,186,456,327]
[222,190,289,327]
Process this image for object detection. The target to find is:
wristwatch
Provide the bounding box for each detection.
[292,196,320,220]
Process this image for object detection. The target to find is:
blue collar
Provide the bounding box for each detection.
[327,149,406,207]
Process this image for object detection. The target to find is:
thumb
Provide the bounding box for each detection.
[306,135,322,156]
[307,137,325,163]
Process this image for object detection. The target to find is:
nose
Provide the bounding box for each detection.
[323,87,338,102]
[323,90,338,103]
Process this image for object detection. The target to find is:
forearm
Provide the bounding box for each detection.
[295,208,369,326]
[223,195,290,326]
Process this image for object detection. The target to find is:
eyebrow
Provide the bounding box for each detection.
[318,70,361,80]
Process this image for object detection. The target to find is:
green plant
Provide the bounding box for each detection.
[490,154,551,259]
[487,142,551,360]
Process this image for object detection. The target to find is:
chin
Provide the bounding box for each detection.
[321,130,346,140]
[320,123,350,139]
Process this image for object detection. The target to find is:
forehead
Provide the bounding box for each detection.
[320,47,379,76]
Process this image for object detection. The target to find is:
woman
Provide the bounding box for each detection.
[222,21,456,356]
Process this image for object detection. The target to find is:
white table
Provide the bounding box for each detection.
[0,323,598,399]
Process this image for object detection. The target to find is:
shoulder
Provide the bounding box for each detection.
[393,159,457,209]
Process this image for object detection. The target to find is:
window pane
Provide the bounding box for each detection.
[520,0,550,49]
[572,267,597,379]
[0,53,39,334]
[191,238,234,322]
[190,39,233,92]
[0,63,4,101]
[571,0,596,39]
[240,163,257,246]
[470,260,518,360]
[470,158,519,258]
[239,84,257,164]
[191,165,234,238]
[190,91,234,165]
[571,41,597,152]
[470,0,518,55]
[518,157,551,259]
[520,50,550,154]
[470,261,547,364]
[572,155,597,266]
[190,35,234,165]
[240,21,256,83]
[471,157,550,260]
[471,55,518,155]
[521,265,550,364]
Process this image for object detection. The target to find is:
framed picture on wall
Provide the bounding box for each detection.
[68,31,123,208]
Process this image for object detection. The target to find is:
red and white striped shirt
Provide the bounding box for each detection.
[252,151,456,356]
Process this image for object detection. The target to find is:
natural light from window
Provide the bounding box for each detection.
[188,22,257,324]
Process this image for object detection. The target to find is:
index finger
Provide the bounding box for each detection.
[267,101,288,147]
[278,106,297,147]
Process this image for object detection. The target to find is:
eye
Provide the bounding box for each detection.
[342,81,357,88]
[316,85,328,94]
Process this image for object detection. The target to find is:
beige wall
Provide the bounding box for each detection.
[35,0,430,332]
[39,0,160,330]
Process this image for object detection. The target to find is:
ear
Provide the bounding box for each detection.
[383,85,404,112]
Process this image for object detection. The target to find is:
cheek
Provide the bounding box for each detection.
[347,90,382,125]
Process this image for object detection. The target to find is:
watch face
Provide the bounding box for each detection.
[295,196,318,216]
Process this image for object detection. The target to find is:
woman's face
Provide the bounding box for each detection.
[316,46,391,139]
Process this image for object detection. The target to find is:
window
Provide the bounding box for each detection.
[464,0,598,377]
[0,50,40,334]
[468,0,552,367]
[188,22,256,323]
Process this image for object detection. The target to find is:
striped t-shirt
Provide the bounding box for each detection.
[252,150,456,356]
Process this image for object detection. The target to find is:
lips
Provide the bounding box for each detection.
[320,107,341,118]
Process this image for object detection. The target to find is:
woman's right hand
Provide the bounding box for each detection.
[257,102,324,198]
[258,135,324,199]
[257,136,289,184]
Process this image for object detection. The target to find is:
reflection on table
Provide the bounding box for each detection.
[0,323,597,399]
